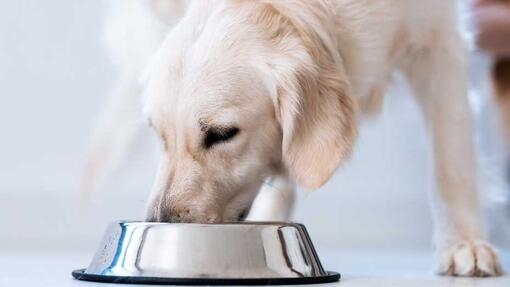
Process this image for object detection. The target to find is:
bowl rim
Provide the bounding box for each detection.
[112,220,306,227]
[72,268,341,285]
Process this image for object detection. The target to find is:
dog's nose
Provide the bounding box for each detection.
[164,208,192,223]
[145,214,155,222]
[145,198,192,222]
[145,211,184,223]
[151,207,212,223]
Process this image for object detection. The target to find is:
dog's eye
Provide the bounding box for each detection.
[203,127,239,149]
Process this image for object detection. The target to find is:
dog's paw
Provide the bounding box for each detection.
[435,240,502,277]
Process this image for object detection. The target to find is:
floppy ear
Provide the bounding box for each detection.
[278,62,357,190]
[250,2,357,190]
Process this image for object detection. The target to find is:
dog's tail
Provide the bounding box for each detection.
[81,0,149,199]
[81,0,188,200]
[81,77,144,198]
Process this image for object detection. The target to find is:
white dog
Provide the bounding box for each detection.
[85,0,502,276]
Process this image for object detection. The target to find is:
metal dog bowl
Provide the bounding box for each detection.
[72,221,340,285]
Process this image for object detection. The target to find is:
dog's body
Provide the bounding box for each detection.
[86,0,502,276]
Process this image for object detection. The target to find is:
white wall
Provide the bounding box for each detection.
[0,0,505,255]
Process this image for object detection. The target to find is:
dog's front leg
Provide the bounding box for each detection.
[401,36,502,276]
[246,176,295,222]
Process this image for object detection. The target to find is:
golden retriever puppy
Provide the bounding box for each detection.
[85,0,502,276]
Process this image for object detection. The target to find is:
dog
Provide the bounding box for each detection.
[84,0,502,276]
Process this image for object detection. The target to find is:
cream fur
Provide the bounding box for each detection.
[85,0,502,277]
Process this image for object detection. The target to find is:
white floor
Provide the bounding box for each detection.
[2,249,510,287]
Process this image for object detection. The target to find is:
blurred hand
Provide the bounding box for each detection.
[472,0,510,57]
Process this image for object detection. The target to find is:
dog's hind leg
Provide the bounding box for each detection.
[493,59,510,147]
[246,176,295,222]
[401,29,502,276]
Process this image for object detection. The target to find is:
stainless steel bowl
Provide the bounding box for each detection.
[72,221,340,285]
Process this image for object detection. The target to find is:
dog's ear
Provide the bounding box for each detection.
[278,63,357,191]
[251,2,357,190]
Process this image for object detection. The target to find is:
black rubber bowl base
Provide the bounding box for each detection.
[72,269,340,285]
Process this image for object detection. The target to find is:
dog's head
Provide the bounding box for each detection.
[143,1,357,223]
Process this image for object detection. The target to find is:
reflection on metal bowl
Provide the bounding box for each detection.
[72,221,340,285]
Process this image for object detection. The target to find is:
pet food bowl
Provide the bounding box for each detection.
[72,221,340,285]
